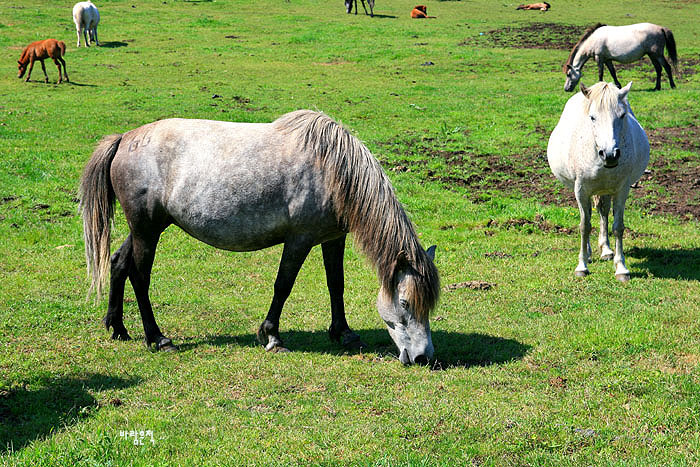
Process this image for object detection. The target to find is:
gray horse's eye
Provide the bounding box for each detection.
[399,299,409,310]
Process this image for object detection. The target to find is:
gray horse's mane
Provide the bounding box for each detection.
[564,23,605,72]
[273,110,439,321]
[582,81,627,113]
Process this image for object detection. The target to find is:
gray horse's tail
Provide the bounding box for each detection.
[79,134,123,300]
[663,27,678,70]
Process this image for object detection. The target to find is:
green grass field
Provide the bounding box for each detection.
[1,0,699,464]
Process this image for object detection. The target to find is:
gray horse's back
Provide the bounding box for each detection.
[110,118,341,251]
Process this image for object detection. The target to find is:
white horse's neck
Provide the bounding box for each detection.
[573,40,594,69]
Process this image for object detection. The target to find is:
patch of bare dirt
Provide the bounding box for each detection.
[379,124,700,220]
[444,280,495,291]
[460,23,587,50]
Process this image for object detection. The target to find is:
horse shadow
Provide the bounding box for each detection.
[178,329,531,370]
[98,41,129,48]
[0,373,140,453]
[627,246,700,281]
[368,14,397,19]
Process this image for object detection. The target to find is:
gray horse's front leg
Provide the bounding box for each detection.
[257,240,313,352]
[594,195,614,260]
[322,236,366,350]
[575,187,593,277]
[612,191,631,282]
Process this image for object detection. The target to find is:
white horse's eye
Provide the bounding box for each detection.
[590,115,596,122]
[620,112,626,119]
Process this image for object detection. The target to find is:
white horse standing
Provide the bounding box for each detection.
[73,1,100,47]
[547,82,649,281]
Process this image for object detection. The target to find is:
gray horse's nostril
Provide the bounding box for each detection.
[598,149,605,158]
[413,354,429,366]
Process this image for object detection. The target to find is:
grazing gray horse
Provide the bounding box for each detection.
[80,110,440,365]
[564,23,678,92]
[345,0,374,17]
[548,82,649,281]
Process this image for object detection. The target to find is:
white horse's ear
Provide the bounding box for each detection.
[580,83,591,98]
[620,81,633,99]
[426,245,436,261]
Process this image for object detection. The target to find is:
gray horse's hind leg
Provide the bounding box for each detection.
[257,240,313,352]
[128,233,176,351]
[322,235,365,350]
[649,55,664,91]
[660,56,676,89]
[605,62,621,88]
[104,235,133,341]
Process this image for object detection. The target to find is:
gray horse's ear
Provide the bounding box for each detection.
[426,245,436,261]
[580,83,591,98]
[620,81,632,99]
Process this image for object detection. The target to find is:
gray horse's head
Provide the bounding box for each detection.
[376,245,437,366]
[581,81,632,168]
[564,64,583,92]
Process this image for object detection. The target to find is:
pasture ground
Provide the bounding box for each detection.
[1,0,699,464]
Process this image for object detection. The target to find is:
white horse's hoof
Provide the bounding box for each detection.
[615,273,630,282]
[575,270,589,277]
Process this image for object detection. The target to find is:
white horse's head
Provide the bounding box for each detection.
[376,245,437,366]
[564,64,583,92]
[581,81,632,169]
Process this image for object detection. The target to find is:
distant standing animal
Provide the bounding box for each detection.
[345,0,374,17]
[73,1,100,47]
[17,39,69,84]
[563,23,678,92]
[411,5,435,18]
[547,82,649,281]
[516,2,550,10]
[80,110,440,365]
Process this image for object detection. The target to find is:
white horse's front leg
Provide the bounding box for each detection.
[612,190,630,282]
[594,195,614,260]
[575,186,592,277]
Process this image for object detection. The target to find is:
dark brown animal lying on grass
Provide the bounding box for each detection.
[17,39,69,84]
[516,2,550,10]
[411,5,435,18]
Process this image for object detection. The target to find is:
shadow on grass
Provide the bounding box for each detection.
[98,41,129,48]
[0,373,140,454]
[628,246,700,281]
[178,330,530,370]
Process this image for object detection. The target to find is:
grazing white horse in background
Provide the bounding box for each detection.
[547,82,649,281]
[73,1,100,47]
[564,23,678,92]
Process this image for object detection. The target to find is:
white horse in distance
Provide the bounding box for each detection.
[73,1,100,47]
[547,82,649,281]
[563,23,678,92]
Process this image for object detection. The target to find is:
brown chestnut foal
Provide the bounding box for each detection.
[17,39,69,84]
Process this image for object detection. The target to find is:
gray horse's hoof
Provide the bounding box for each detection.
[340,330,366,350]
[265,342,290,353]
[615,273,630,282]
[111,330,132,341]
[575,270,589,277]
[154,337,178,352]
